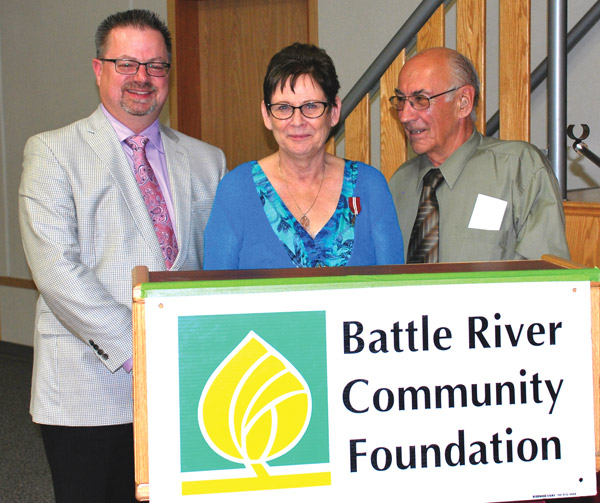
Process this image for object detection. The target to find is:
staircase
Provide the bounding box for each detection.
[327,0,600,268]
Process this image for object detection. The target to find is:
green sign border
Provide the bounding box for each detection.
[138,268,600,299]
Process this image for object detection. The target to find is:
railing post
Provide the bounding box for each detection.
[548,0,568,199]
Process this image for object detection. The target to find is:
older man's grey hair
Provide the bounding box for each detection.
[447,51,480,122]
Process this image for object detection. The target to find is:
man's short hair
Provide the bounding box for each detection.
[447,51,480,119]
[95,9,172,62]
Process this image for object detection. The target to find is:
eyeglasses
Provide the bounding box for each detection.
[98,58,171,77]
[389,87,460,112]
[267,101,329,120]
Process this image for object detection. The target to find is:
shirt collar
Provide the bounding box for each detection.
[100,104,164,153]
[416,130,481,189]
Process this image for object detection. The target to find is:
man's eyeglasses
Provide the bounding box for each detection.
[99,58,171,77]
[389,87,460,112]
[267,101,329,120]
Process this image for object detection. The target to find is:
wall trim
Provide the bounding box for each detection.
[0,276,36,289]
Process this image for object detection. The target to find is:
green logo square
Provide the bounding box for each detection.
[178,311,329,472]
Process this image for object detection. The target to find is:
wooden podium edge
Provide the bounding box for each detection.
[540,253,587,270]
[132,266,150,501]
[132,258,600,498]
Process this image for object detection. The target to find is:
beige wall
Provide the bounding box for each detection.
[1,0,599,345]
[0,0,167,345]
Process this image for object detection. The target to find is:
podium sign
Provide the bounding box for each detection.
[138,267,599,502]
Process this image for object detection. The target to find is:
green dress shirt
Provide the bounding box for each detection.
[389,130,570,262]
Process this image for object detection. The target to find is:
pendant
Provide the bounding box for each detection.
[300,215,310,230]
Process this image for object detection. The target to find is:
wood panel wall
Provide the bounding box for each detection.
[564,201,600,268]
[169,0,317,171]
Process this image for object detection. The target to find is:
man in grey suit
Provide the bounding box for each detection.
[18,9,226,503]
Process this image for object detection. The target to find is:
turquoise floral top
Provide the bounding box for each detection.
[252,160,358,267]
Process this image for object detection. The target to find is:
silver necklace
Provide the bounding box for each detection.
[279,157,326,231]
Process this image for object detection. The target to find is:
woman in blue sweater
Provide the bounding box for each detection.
[203,43,404,270]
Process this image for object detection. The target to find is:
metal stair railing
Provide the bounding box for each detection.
[333,0,445,139]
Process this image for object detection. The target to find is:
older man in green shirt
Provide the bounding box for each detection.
[388,47,570,263]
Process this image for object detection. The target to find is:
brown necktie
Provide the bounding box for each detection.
[407,169,444,263]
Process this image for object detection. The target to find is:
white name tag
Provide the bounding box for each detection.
[468,194,507,231]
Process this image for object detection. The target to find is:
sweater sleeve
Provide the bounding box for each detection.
[359,164,405,265]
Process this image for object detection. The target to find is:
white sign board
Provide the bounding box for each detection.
[144,278,596,502]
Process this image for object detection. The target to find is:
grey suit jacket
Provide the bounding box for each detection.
[19,106,226,426]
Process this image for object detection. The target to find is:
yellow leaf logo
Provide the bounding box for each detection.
[198,330,311,471]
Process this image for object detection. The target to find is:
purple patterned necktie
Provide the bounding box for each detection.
[407,168,444,264]
[126,135,178,269]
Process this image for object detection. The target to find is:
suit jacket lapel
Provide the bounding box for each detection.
[162,126,191,270]
[84,107,166,267]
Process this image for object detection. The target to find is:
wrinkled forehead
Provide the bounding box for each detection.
[397,55,450,96]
